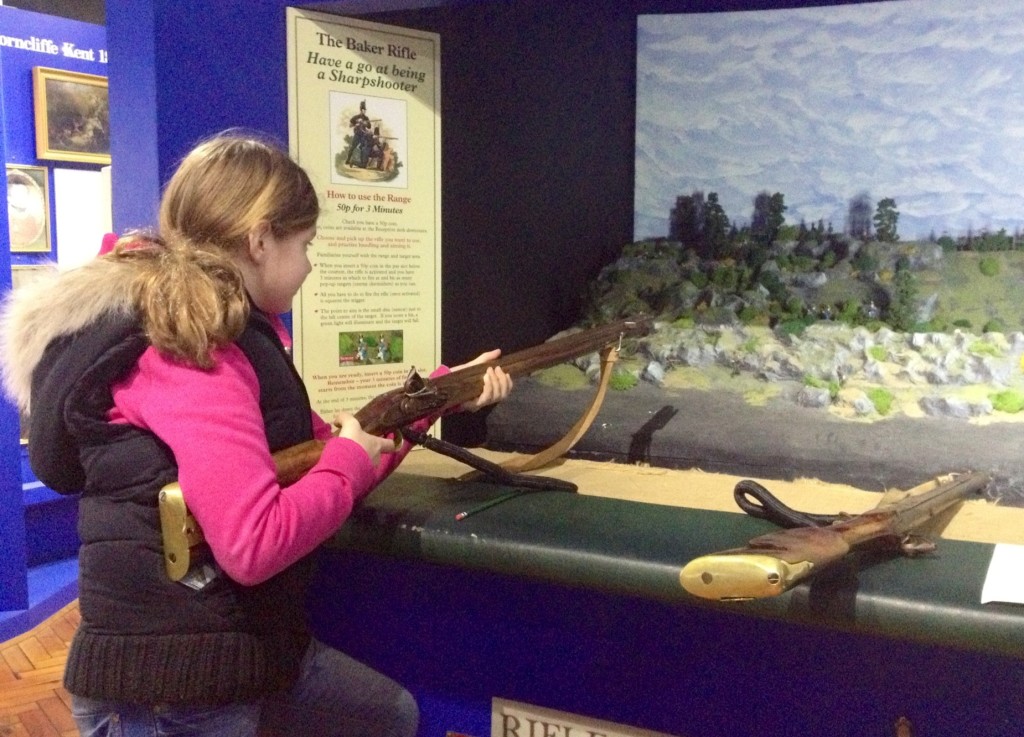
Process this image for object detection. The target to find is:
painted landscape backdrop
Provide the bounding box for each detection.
[486,0,1024,506]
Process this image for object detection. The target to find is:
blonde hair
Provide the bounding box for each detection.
[159,131,320,255]
[118,131,320,367]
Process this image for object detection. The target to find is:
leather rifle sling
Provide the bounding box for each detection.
[462,344,619,478]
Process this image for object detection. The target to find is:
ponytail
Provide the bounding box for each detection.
[108,237,249,368]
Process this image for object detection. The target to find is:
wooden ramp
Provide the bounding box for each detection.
[0,600,78,737]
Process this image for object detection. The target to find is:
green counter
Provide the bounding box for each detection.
[330,471,1023,661]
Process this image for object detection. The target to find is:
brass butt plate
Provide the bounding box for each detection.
[679,554,814,600]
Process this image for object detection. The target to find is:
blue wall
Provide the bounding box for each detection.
[107,0,295,233]
[0,49,23,612]
[0,7,107,209]
[0,6,106,610]
[0,5,108,283]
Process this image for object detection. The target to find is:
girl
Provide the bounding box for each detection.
[0,131,511,737]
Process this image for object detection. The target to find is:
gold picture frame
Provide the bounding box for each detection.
[32,66,110,165]
[6,164,51,253]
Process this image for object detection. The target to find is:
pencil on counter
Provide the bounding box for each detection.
[454,492,522,521]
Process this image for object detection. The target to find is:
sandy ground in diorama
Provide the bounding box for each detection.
[397,444,1024,547]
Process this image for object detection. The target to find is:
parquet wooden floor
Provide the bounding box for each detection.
[0,600,78,737]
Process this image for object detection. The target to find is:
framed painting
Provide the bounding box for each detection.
[6,164,51,253]
[32,66,110,165]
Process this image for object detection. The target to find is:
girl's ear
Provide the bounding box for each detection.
[246,221,272,264]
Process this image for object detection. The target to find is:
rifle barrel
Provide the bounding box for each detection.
[877,470,991,537]
[448,317,651,382]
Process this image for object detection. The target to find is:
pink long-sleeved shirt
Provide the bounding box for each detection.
[109,338,442,586]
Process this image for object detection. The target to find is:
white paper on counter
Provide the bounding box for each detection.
[981,544,1024,604]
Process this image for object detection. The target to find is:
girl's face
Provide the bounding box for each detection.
[246,225,316,314]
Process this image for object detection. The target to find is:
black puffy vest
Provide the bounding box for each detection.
[30,309,316,705]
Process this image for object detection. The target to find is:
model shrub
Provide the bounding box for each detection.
[991,389,1024,414]
[982,319,1006,334]
[969,340,1003,357]
[978,256,1000,277]
[610,370,638,391]
[867,387,895,415]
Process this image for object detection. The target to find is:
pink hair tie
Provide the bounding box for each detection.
[98,232,119,256]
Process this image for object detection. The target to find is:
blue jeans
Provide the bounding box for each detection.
[71,638,419,737]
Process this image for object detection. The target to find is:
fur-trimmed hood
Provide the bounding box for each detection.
[0,257,138,412]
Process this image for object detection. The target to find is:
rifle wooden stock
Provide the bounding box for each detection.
[679,471,990,601]
[272,316,652,487]
[273,439,329,487]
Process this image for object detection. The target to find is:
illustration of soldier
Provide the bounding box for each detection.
[344,101,374,168]
[336,99,402,182]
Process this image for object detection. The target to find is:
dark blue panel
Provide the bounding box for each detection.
[150,0,292,178]
[106,0,295,231]
[309,550,1024,737]
[106,0,159,232]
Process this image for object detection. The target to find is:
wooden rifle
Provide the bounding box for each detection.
[679,471,990,601]
[272,316,653,486]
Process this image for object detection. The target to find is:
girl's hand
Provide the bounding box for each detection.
[332,411,398,466]
[451,349,513,412]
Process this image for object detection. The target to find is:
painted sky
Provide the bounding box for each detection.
[634,0,1024,242]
